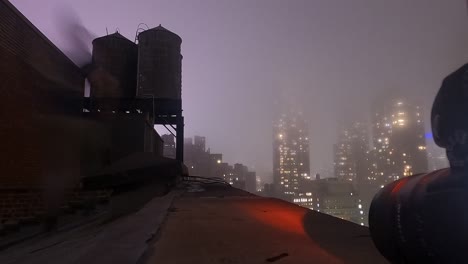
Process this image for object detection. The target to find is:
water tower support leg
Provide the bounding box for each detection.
[176,116,184,163]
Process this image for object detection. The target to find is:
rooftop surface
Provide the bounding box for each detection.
[142,184,388,264]
[0,182,388,264]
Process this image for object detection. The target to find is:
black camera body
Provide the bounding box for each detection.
[369,64,468,264]
[369,168,468,263]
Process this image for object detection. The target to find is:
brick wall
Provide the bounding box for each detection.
[0,0,85,187]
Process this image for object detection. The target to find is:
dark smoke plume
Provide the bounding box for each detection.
[53,4,95,67]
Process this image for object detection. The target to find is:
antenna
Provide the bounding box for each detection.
[106,27,108,35]
[134,23,150,43]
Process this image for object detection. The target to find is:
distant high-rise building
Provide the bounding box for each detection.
[184,136,210,176]
[194,136,206,153]
[245,171,257,193]
[273,111,310,201]
[371,99,428,184]
[219,162,233,182]
[333,138,353,181]
[161,134,176,159]
[334,122,369,186]
[331,122,370,225]
[232,163,248,189]
[209,153,223,178]
[350,99,430,225]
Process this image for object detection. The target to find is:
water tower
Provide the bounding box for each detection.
[89,32,138,99]
[136,25,184,161]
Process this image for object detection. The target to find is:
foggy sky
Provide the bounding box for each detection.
[10,0,468,183]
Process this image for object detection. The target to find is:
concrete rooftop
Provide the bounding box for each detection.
[141,184,388,264]
[0,182,388,264]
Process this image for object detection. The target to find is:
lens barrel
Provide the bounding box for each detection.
[369,168,467,264]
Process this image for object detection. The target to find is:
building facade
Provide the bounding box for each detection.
[162,134,176,159]
[294,178,365,225]
[246,171,257,193]
[334,122,369,186]
[273,111,310,201]
[371,99,428,185]
[184,136,210,176]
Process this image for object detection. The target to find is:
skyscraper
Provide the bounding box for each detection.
[371,99,428,185]
[334,122,369,186]
[333,133,353,181]
[273,111,310,201]
[333,122,370,225]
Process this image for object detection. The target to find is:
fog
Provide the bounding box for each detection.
[11,0,468,183]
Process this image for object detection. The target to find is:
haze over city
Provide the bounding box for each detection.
[3,0,468,262]
[10,0,468,182]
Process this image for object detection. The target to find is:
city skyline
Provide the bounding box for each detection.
[1,0,465,261]
[320,97,433,225]
[179,135,257,192]
[9,0,468,184]
[275,96,436,225]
